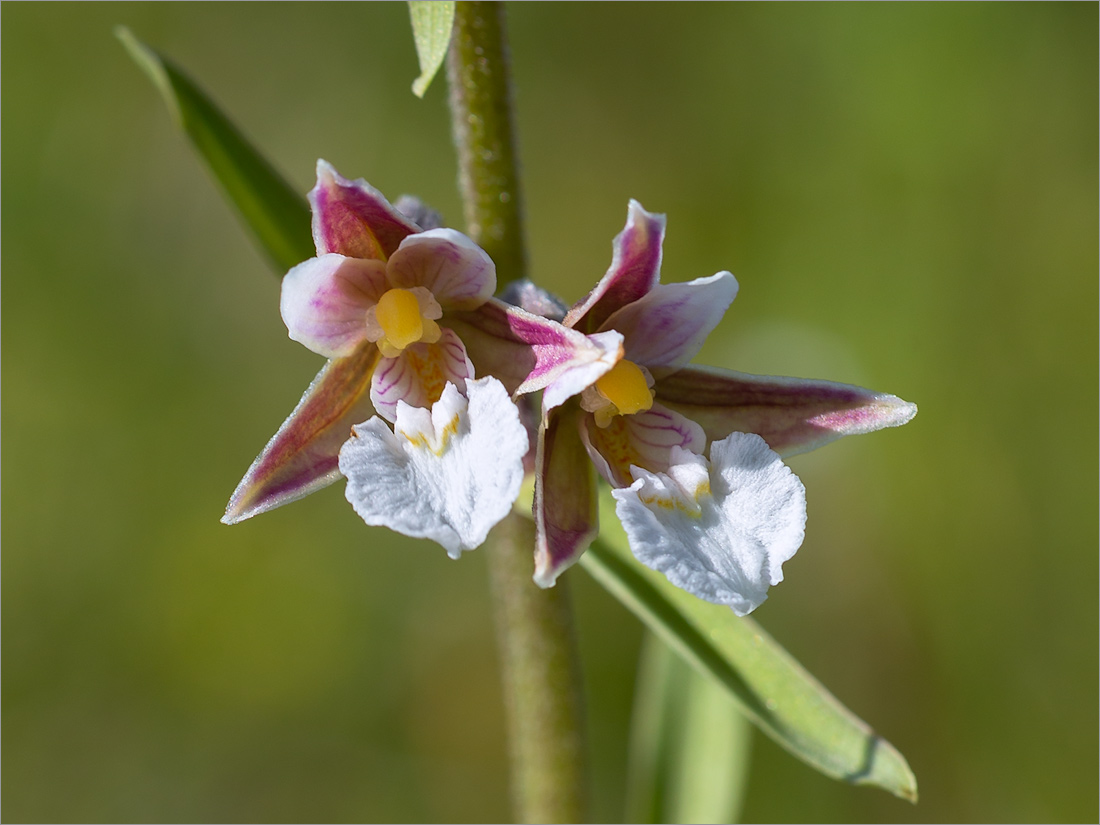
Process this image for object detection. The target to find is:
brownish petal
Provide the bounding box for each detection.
[532,402,600,588]
[222,342,380,523]
[310,160,421,259]
[563,200,665,333]
[655,365,917,457]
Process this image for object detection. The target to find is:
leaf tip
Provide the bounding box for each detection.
[115,26,183,127]
[853,732,919,803]
[407,0,455,99]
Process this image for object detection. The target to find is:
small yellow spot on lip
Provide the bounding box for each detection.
[375,288,424,351]
[596,359,654,418]
[402,413,461,456]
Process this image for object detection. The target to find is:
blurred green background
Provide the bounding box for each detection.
[3,3,1096,822]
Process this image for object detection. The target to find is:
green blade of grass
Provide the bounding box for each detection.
[626,631,753,824]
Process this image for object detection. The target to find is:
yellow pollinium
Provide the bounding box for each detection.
[371,287,442,358]
[376,288,425,351]
[596,359,654,418]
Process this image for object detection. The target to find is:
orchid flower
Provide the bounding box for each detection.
[531,201,916,616]
[223,161,614,555]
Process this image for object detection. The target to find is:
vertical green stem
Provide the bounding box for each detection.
[446,4,587,822]
[446,0,526,284]
[485,514,588,824]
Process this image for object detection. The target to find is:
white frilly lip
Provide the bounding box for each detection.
[612,434,807,616]
[338,377,528,558]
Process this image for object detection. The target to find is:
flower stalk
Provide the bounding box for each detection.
[447,4,588,822]
[446,0,526,284]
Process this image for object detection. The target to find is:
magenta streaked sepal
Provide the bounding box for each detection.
[533,404,600,588]
[370,328,474,423]
[579,402,707,488]
[387,229,496,310]
[222,342,380,524]
[655,365,918,457]
[445,299,623,400]
[602,272,739,377]
[564,200,665,333]
[310,159,422,259]
[280,253,389,358]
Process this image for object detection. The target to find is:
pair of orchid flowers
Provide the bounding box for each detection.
[223,161,916,616]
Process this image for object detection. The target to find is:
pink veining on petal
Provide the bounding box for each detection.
[579,402,707,488]
[280,254,389,358]
[533,404,599,588]
[386,229,496,310]
[655,365,917,457]
[564,200,666,333]
[222,342,380,524]
[447,299,622,400]
[310,159,422,259]
[600,272,738,375]
[370,328,474,422]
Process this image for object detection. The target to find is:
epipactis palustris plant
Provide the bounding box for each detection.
[223,163,915,616]
[526,200,917,614]
[222,160,617,556]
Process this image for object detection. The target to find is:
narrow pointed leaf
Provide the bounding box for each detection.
[408,1,456,98]
[117,27,313,272]
[626,631,752,824]
[582,488,918,802]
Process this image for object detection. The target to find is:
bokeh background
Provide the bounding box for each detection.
[4,3,1096,822]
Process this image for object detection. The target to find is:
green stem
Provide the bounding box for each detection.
[446,0,526,284]
[446,4,587,822]
[485,514,588,824]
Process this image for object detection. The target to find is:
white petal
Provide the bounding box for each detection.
[385,228,496,310]
[369,328,474,423]
[579,402,706,488]
[599,271,738,376]
[612,434,806,616]
[540,329,624,411]
[338,378,528,558]
[280,253,389,357]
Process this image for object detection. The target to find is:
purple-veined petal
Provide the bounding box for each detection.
[532,403,599,588]
[580,402,706,488]
[539,330,623,411]
[280,253,388,358]
[222,342,380,524]
[370,327,473,423]
[655,365,918,457]
[446,298,624,402]
[310,159,422,259]
[338,378,528,558]
[564,200,665,333]
[612,436,806,616]
[600,271,738,376]
[386,228,496,310]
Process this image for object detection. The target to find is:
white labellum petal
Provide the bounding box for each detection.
[339,378,528,558]
[612,434,807,616]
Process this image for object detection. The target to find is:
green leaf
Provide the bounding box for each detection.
[116,27,313,273]
[582,488,918,803]
[626,631,752,824]
[408,1,456,98]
